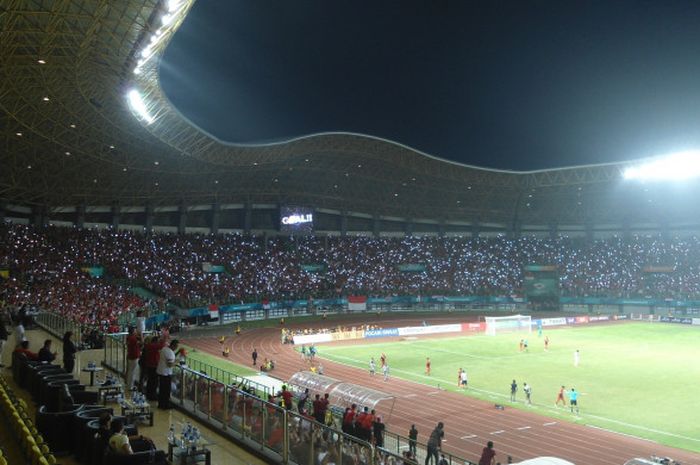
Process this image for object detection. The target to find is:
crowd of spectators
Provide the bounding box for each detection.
[4,224,700,324]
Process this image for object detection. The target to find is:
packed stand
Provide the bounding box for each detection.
[3,224,700,316]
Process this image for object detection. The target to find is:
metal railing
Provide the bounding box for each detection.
[98,333,478,465]
[182,357,271,399]
[35,312,82,342]
[170,366,387,465]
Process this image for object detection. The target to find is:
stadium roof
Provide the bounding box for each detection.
[3,0,700,228]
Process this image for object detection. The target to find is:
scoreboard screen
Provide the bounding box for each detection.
[280,206,314,234]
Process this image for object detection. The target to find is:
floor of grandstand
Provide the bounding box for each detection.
[184,315,700,465]
[0,328,266,465]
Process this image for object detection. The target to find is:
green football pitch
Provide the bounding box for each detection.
[314,322,700,452]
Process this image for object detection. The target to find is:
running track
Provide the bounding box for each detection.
[183,316,700,465]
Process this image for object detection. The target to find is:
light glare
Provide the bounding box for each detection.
[127,89,155,124]
[623,150,700,181]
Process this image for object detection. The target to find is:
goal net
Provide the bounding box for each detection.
[484,314,532,336]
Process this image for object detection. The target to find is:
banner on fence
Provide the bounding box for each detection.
[348,295,367,311]
[365,328,400,338]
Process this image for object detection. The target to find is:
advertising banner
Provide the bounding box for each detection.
[693,318,700,326]
[331,330,365,341]
[397,263,427,272]
[659,316,693,325]
[365,328,400,338]
[541,317,567,327]
[397,324,462,336]
[574,316,589,324]
[294,333,334,345]
[462,322,486,332]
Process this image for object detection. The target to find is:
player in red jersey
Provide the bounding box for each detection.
[555,385,566,406]
[425,357,431,375]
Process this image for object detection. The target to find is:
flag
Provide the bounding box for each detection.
[348,295,367,311]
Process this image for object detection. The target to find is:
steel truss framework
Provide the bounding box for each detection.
[2,0,700,230]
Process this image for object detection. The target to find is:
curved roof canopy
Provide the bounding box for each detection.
[3,0,700,227]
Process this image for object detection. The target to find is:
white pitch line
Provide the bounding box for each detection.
[543,422,557,426]
[490,430,505,435]
[404,394,417,398]
[461,434,477,440]
[516,426,531,430]
[427,391,440,395]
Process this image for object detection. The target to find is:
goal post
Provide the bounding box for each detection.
[484,314,532,336]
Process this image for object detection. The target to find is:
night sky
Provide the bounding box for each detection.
[160,0,700,170]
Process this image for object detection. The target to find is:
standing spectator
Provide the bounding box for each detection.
[62,331,77,374]
[280,385,293,410]
[478,441,496,465]
[297,388,309,413]
[373,415,385,448]
[156,339,178,409]
[125,326,142,393]
[408,424,418,457]
[0,312,8,367]
[252,348,258,366]
[510,379,517,402]
[135,310,146,334]
[143,335,162,400]
[312,394,323,423]
[382,362,390,381]
[15,318,25,343]
[425,422,444,465]
[38,339,57,363]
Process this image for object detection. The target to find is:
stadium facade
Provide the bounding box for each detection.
[3,0,700,238]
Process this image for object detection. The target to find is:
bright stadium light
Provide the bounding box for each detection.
[622,150,700,181]
[127,89,155,124]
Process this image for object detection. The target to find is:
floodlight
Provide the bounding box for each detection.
[622,150,700,181]
[127,89,155,124]
[168,0,183,13]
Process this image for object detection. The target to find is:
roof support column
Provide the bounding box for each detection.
[211,202,221,235]
[471,221,480,239]
[111,204,121,230]
[178,202,187,235]
[405,218,414,237]
[372,215,380,238]
[244,202,252,234]
[340,211,348,237]
[549,222,558,240]
[585,220,594,242]
[0,202,5,224]
[144,204,154,234]
[76,204,85,229]
[438,220,445,238]
[32,205,47,228]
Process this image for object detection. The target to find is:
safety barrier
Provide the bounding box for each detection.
[169,365,470,465]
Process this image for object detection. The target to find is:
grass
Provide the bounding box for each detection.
[314,322,700,452]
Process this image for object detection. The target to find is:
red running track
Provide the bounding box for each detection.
[183,316,700,465]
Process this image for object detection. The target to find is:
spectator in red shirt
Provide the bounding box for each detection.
[125,326,142,394]
[342,404,357,436]
[280,385,293,410]
[478,441,496,465]
[143,335,163,401]
[14,340,38,361]
[312,394,323,423]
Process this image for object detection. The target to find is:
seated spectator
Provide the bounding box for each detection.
[37,339,57,363]
[108,418,154,455]
[13,340,38,360]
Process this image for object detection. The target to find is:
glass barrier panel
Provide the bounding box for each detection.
[210,381,226,423]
